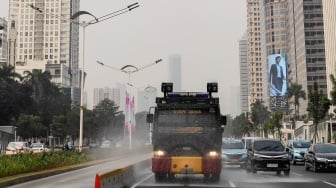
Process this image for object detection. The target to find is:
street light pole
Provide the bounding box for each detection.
[30,3,140,152]
[78,21,89,152]
[97,59,163,149]
[145,85,156,144]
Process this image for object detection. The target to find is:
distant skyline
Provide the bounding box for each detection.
[0,0,247,116]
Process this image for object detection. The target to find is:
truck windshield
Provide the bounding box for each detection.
[157,109,217,126]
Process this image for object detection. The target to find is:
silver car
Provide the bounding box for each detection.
[222,139,247,168]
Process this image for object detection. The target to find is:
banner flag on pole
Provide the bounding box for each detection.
[131,96,136,130]
[125,91,130,131]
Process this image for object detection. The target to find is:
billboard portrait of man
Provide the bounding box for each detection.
[269,54,287,96]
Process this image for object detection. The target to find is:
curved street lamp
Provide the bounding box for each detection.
[97,58,163,149]
[30,3,140,152]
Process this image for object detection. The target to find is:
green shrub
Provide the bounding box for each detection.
[0,151,91,178]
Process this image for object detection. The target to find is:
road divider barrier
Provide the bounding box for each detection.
[94,159,150,188]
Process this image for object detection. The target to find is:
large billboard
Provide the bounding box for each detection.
[269,54,287,97]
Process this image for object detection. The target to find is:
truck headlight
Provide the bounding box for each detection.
[154,150,166,157]
[208,151,219,157]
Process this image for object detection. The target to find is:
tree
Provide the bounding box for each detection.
[22,69,71,129]
[231,113,252,137]
[285,82,306,120]
[93,98,121,140]
[250,99,271,137]
[271,112,284,140]
[307,82,330,143]
[0,65,32,125]
[16,114,47,139]
[330,74,336,106]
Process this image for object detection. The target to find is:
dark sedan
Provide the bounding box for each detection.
[304,143,336,172]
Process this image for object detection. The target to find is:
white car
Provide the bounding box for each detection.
[30,143,50,153]
[101,140,113,149]
[5,141,30,155]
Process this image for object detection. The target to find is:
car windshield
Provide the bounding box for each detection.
[32,143,43,148]
[102,141,111,145]
[315,144,336,153]
[254,140,284,151]
[223,141,244,149]
[8,142,23,147]
[293,141,310,148]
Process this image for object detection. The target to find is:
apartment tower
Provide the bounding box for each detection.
[259,0,288,111]
[286,0,326,116]
[168,54,182,92]
[239,33,249,113]
[246,0,262,111]
[93,87,121,109]
[0,18,8,65]
[8,0,80,104]
[322,0,336,103]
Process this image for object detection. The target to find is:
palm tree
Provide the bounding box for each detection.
[285,82,306,120]
[307,82,330,143]
[250,99,270,137]
[0,65,22,82]
[22,69,52,103]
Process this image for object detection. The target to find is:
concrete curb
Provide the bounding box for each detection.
[95,159,151,188]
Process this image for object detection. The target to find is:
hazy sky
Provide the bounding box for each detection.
[1,0,247,116]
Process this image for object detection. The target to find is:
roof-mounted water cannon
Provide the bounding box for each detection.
[207,82,218,98]
[161,83,173,98]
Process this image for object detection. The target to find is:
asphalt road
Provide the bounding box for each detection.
[5,154,336,188]
[7,151,152,188]
[133,163,336,188]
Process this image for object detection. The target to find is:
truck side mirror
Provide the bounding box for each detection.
[146,114,154,123]
[220,115,227,125]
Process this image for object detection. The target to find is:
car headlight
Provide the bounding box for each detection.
[282,153,289,158]
[154,150,166,157]
[316,157,327,162]
[253,153,263,158]
[294,151,302,157]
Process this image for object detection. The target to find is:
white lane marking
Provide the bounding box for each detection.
[228,180,236,187]
[323,181,336,187]
[131,174,153,188]
[291,172,303,176]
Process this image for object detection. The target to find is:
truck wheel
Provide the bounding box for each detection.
[155,173,165,182]
[211,173,220,182]
[167,173,175,182]
[284,170,290,176]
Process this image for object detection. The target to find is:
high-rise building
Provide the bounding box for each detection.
[168,54,182,92]
[286,0,326,116]
[246,0,262,110]
[259,0,288,111]
[8,0,80,104]
[239,33,248,114]
[322,0,336,106]
[0,18,7,65]
[93,87,121,109]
